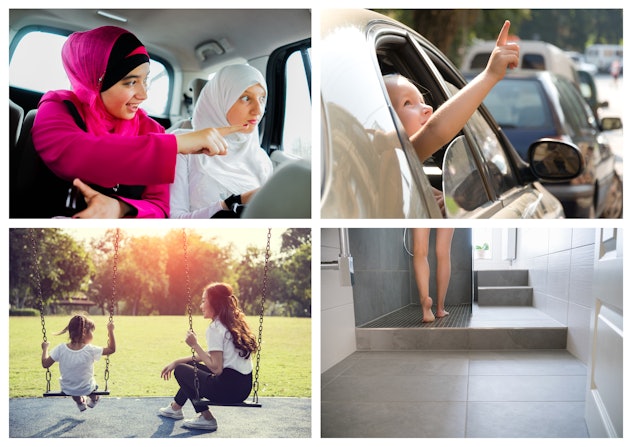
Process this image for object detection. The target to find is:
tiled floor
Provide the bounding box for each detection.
[321,349,589,438]
[360,304,566,328]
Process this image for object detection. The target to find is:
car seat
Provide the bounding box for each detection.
[241,158,311,218]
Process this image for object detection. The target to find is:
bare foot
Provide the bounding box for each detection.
[435,309,449,318]
[422,297,435,323]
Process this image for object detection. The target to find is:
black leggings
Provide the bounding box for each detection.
[173,362,252,413]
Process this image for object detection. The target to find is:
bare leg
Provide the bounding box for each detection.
[434,228,454,317]
[412,228,434,323]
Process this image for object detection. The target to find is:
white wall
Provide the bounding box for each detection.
[321,229,357,373]
[512,228,597,363]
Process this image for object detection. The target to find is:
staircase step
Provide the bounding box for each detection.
[478,286,532,306]
[476,270,529,287]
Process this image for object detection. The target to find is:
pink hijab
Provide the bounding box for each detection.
[40,26,150,136]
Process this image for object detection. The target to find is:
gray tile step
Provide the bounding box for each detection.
[476,270,529,287]
[355,304,567,351]
[356,326,567,351]
[478,286,533,306]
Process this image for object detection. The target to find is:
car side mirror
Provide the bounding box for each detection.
[527,139,584,182]
[601,117,623,131]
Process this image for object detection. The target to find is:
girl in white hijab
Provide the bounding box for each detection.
[169,64,273,218]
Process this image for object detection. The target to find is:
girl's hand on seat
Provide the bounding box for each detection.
[71,179,131,218]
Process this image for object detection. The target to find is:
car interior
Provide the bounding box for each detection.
[9,9,312,219]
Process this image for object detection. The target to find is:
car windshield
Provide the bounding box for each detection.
[484,78,551,129]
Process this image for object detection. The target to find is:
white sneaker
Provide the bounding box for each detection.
[159,404,184,420]
[183,415,218,431]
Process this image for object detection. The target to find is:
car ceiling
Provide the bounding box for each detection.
[9,9,311,73]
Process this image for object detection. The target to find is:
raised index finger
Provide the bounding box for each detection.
[496,20,511,47]
[218,124,247,136]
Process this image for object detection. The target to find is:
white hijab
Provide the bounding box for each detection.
[189,64,273,201]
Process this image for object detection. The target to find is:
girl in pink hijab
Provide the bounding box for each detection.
[31,26,241,218]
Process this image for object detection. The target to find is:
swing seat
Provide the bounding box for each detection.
[191,398,261,408]
[44,390,110,398]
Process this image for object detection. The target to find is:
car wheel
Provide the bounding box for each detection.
[600,172,623,218]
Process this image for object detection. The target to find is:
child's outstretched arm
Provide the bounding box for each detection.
[102,321,116,356]
[41,341,55,368]
[410,20,519,161]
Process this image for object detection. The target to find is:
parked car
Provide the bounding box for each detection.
[321,9,583,219]
[565,50,599,76]
[479,70,623,218]
[462,39,579,84]
[9,8,312,218]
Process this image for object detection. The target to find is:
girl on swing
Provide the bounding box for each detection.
[41,314,116,411]
[159,282,257,430]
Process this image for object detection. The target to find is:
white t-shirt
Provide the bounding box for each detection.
[205,320,253,375]
[50,343,103,395]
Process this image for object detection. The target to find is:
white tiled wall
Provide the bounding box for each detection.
[514,228,597,363]
[321,229,356,373]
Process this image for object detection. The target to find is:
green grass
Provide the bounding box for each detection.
[9,315,311,398]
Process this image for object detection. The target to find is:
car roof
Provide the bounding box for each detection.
[9,9,311,73]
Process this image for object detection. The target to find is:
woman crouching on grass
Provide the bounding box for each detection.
[159,282,257,430]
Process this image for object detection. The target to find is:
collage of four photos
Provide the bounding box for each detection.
[7,5,625,441]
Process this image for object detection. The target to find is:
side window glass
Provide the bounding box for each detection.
[466,108,519,197]
[440,81,518,198]
[282,48,311,159]
[9,28,171,118]
[522,53,545,70]
[554,78,585,136]
[442,136,490,217]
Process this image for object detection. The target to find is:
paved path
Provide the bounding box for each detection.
[9,396,311,438]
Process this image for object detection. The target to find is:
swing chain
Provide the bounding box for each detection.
[29,229,52,393]
[103,228,120,390]
[183,229,201,400]
[252,228,271,403]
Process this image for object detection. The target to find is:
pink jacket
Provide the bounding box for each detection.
[32,93,178,218]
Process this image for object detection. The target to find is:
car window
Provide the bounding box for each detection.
[522,53,545,70]
[553,76,596,137]
[282,48,311,158]
[484,79,551,129]
[470,52,491,70]
[9,27,172,118]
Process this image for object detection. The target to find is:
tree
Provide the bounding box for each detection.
[163,229,234,316]
[115,235,169,316]
[279,242,312,317]
[281,228,311,252]
[9,228,93,311]
[375,9,622,65]
[86,229,123,315]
